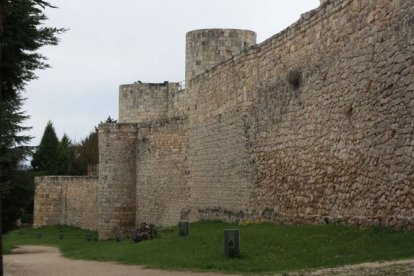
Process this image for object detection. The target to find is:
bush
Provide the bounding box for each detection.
[21,214,33,224]
[131,222,158,243]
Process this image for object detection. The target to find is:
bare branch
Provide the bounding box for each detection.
[33,0,57,9]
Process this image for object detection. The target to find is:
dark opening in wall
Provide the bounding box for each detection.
[346,106,353,118]
[286,69,302,89]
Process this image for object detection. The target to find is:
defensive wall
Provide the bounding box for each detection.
[185,0,414,229]
[34,0,414,239]
[33,176,98,230]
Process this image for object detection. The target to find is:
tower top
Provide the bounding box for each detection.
[185,29,256,81]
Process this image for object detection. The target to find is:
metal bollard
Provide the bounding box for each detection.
[178,221,189,236]
[224,229,240,257]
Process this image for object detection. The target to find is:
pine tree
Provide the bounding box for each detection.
[31,121,60,175]
[0,0,65,172]
[57,134,73,175]
[0,2,63,271]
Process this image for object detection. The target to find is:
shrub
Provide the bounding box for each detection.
[21,214,33,224]
[131,222,158,243]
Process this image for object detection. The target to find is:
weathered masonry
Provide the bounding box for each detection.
[34,0,414,239]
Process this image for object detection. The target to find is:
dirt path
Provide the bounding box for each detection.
[4,245,414,276]
[4,246,230,276]
[305,259,414,276]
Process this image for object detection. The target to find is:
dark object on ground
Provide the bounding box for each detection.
[85,232,92,241]
[115,231,121,242]
[178,221,189,236]
[58,231,64,240]
[36,233,42,239]
[224,229,240,258]
[130,223,157,243]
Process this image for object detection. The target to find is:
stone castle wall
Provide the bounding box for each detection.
[33,176,98,230]
[184,0,414,229]
[135,116,189,226]
[250,0,413,229]
[34,0,414,238]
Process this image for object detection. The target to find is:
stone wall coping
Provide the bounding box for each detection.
[98,123,138,131]
[136,115,188,128]
[34,176,98,182]
[99,116,188,132]
[35,175,98,180]
[119,81,179,89]
[186,28,256,37]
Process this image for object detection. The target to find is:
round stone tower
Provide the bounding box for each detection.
[185,29,256,81]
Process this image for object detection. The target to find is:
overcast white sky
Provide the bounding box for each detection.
[23,0,320,146]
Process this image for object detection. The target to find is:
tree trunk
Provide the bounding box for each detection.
[0,0,4,274]
[0,194,3,276]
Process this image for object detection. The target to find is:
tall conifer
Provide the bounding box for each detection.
[0,2,63,272]
[31,121,60,175]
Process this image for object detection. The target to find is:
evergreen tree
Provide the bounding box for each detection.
[0,2,63,271]
[31,121,60,175]
[0,0,64,214]
[0,0,65,176]
[57,134,73,175]
[2,168,34,233]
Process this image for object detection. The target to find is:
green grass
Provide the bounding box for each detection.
[4,222,414,274]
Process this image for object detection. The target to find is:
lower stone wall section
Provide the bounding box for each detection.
[135,116,189,226]
[33,176,98,230]
[186,107,256,220]
[33,177,63,227]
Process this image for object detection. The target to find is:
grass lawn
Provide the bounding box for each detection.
[4,221,414,274]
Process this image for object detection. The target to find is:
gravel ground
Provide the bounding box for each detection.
[4,245,414,276]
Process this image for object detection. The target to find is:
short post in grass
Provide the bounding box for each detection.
[36,232,42,239]
[85,231,92,242]
[115,230,121,242]
[224,229,240,258]
[58,230,64,240]
[178,221,189,236]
